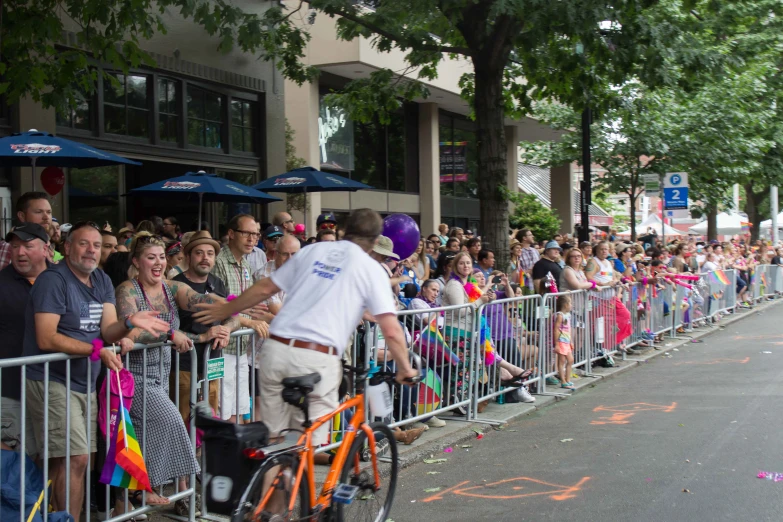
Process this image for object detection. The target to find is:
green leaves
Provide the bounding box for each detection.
[508,192,562,242]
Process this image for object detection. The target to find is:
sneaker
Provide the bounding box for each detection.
[394,426,426,445]
[425,416,447,428]
[516,387,536,403]
[408,421,429,431]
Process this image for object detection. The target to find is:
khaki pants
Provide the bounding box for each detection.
[170,370,219,424]
[26,380,97,459]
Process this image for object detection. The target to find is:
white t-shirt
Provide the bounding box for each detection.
[701,261,719,273]
[270,240,396,355]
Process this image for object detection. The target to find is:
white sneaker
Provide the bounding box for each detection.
[516,387,536,403]
[409,421,429,431]
[425,416,447,428]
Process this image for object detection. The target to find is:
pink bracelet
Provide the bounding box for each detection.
[90,338,104,361]
[642,277,649,286]
[226,294,240,316]
[590,280,596,289]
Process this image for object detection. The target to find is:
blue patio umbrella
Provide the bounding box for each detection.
[129,171,281,229]
[252,167,372,230]
[0,129,142,189]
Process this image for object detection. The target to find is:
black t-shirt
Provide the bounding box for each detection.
[0,264,38,400]
[172,272,228,376]
[532,258,563,284]
[772,256,783,266]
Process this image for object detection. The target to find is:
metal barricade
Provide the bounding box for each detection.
[671,284,687,336]
[586,287,620,366]
[538,291,590,395]
[0,340,199,522]
[382,302,481,428]
[471,293,544,416]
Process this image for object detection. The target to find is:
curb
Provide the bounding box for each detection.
[395,298,782,471]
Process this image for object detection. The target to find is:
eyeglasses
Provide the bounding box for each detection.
[233,229,261,239]
[163,222,175,227]
[284,219,295,224]
[133,234,164,255]
[264,236,281,243]
[319,223,336,230]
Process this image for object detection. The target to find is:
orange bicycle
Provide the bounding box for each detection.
[197,355,422,522]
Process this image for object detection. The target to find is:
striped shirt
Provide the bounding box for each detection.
[213,248,252,355]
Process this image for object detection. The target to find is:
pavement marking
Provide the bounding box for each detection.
[732,334,783,341]
[673,357,750,366]
[590,402,677,425]
[420,476,591,503]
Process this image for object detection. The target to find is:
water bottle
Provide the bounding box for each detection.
[243,397,252,422]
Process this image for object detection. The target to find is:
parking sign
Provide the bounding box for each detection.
[663,173,688,210]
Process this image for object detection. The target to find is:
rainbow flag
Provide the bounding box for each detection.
[418,318,460,365]
[710,270,730,286]
[761,272,768,288]
[100,373,152,492]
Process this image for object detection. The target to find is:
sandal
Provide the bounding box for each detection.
[560,382,575,390]
[501,368,533,387]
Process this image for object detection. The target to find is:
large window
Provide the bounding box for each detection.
[158,77,179,143]
[439,113,478,199]
[55,70,262,159]
[56,89,92,131]
[187,85,224,149]
[103,73,150,138]
[319,92,418,192]
[231,99,257,153]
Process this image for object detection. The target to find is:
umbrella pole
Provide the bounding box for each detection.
[31,157,37,191]
[303,187,307,236]
[198,193,203,231]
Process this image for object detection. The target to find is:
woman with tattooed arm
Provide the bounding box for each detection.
[114,232,269,510]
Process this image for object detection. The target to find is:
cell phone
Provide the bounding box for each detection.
[492,276,503,284]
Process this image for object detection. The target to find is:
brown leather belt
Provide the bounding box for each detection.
[270,335,335,355]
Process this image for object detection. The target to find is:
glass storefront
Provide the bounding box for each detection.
[439,111,480,230]
[318,91,419,193]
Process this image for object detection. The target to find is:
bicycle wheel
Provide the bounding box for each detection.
[232,453,310,522]
[334,422,398,522]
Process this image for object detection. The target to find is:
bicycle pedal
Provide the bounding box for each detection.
[333,483,360,504]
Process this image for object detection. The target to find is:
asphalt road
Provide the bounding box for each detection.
[390,308,783,522]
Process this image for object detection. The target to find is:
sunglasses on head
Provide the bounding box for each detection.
[70,221,101,233]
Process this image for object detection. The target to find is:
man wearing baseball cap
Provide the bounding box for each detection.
[0,223,51,452]
[532,240,563,292]
[316,212,338,230]
[262,225,284,265]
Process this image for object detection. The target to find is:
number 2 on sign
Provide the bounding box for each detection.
[671,189,680,200]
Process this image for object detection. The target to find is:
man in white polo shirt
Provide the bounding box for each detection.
[195,208,418,443]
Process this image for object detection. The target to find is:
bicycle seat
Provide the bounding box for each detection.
[282,373,321,392]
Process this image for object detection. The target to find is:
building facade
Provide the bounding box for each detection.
[0,1,286,234]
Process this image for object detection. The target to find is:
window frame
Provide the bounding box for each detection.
[102,71,153,141]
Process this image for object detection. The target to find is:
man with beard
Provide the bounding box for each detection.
[172,230,238,423]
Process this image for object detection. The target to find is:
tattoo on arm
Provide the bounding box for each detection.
[222,316,240,332]
[176,284,219,312]
[184,332,203,343]
[115,282,167,344]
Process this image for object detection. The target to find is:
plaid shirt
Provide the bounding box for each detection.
[0,241,10,271]
[518,246,540,272]
[212,248,252,355]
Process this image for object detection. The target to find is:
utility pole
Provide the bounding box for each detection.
[772,186,779,244]
[579,107,591,244]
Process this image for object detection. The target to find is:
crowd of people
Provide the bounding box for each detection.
[0,191,779,520]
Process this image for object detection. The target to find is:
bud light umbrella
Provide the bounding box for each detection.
[0,129,142,189]
[128,171,281,229]
[252,167,372,231]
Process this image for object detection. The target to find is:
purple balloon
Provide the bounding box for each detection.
[383,214,420,260]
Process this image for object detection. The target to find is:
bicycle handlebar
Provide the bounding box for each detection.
[343,351,424,385]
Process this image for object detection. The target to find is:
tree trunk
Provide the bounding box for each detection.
[707,207,717,241]
[743,182,764,242]
[473,62,510,268]
[628,192,637,243]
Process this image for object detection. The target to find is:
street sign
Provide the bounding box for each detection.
[663,172,688,209]
[665,209,689,219]
[642,174,660,195]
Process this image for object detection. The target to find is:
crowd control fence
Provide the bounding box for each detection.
[1,270,757,522]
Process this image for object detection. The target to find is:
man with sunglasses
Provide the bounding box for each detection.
[316,212,338,231]
[272,211,296,235]
[213,214,270,423]
[22,221,169,518]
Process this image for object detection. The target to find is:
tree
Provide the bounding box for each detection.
[509,192,561,244]
[307,0,685,266]
[0,0,316,112]
[520,83,675,241]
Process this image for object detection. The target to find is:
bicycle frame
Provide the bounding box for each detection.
[255,391,381,517]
